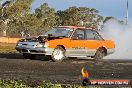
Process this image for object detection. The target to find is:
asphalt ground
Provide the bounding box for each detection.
[0,53,132,87]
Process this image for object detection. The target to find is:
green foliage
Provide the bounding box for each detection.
[37,82,62,88]
[0,80,103,88]
[35,3,57,27]
[0,80,30,88]
[1,1,120,37]
[103,16,115,23]
[56,6,103,28]
[8,0,33,18]
[0,80,81,88]
[0,0,35,37]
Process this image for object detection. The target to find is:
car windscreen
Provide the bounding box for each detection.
[44,28,73,37]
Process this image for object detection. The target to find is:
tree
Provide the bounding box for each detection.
[103,16,115,23]
[0,1,109,37]
[56,6,103,29]
[35,3,57,29]
[0,0,34,36]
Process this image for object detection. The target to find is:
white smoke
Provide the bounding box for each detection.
[101,19,132,59]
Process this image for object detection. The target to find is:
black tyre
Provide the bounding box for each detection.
[23,53,36,59]
[51,46,66,62]
[94,48,105,60]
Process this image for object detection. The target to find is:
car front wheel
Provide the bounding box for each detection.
[51,46,66,62]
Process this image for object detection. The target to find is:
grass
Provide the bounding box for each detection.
[0,80,102,88]
[0,80,129,88]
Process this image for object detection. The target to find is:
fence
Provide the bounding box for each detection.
[0,37,21,43]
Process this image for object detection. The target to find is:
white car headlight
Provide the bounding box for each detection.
[34,44,43,48]
[17,43,22,46]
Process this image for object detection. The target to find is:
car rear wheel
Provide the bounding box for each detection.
[51,46,66,62]
[23,53,36,59]
[94,48,105,61]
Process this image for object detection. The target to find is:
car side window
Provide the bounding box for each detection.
[72,29,84,40]
[93,31,104,40]
[85,30,95,40]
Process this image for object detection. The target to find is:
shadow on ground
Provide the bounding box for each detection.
[0,52,97,62]
[0,53,51,61]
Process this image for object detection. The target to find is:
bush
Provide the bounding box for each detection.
[0,80,102,88]
[0,80,83,88]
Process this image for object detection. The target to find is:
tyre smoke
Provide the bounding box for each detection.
[101,19,132,59]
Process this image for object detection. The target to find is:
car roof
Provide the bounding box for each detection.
[56,26,94,30]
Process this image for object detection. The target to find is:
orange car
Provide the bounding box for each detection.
[16,26,115,62]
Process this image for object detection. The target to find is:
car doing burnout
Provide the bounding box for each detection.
[16,26,115,62]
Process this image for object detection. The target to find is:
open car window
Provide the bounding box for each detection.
[85,29,104,40]
[72,29,85,40]
[93,31,104,40]
[85,29,95,40]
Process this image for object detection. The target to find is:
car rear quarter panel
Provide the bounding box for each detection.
[101,40,115,49]
[85,40,102,49]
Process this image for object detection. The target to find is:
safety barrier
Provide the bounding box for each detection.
[0,37,21,43]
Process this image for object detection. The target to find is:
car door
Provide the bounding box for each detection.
[66,29,87,56]
[84,29,102,56]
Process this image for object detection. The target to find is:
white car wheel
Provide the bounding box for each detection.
[52,46,66,62]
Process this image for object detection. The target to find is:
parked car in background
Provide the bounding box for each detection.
[16,26,115,62]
